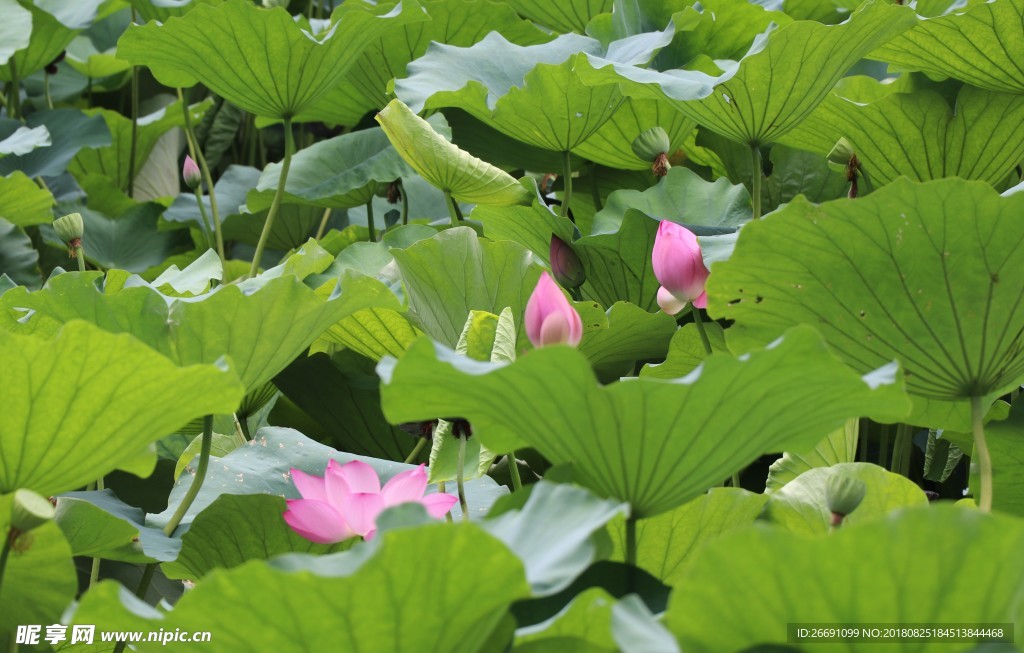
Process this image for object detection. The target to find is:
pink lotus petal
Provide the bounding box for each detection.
[340,492,386,537]
[420,492,459,519]
[525,272,583,348]
[323,459,352,509]
[182,155,201,188]
[381,465,429,506]
[283,499,355,544]
[652,221,709,304]
[693,290,708,310]
[657,286,687,316]
[290,468,328,502]
[336,460,381,494]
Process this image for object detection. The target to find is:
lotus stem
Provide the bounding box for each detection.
[858,419,868,461]
[163,415,214,536]
[507,451,523,491]
[249,118,295,278]
[456,435,469,521]
[75,246,86,272]
[560,150,573,219]
[315,208,332,240]
[439,481,453,523]
[89,477,105,588]
[8,58,19,120]
[401,182,409,225]
[111,562,158,653]
[403,438,427,465]
[750,144,762,220]
[589,163,603,212]
[879,425,891,469]
[971,396,993,512]
[625,515,638,591]
[127,65,139,197]
[731,473,741,488]
[178,88,225,263]
[690,304,713,355]
[0,528,12,598]
[444,190,462,225]
[43,72,53,110]
[365,199,376,242]
[192,187,214,250]
[890,423,913,477]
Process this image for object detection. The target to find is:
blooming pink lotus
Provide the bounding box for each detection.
[182,155,201,190]
[651,220,709,315]
[283,460,458,543]
[525,271,583,348]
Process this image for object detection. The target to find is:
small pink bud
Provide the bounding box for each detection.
[182,155,201,190]
[525,272,583,348]
[651,221,709,313]
[549,235,585,289]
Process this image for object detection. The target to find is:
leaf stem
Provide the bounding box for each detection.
[249,118,294,278]
[401,181,409,225]
[560,150,573,219]
[507,451,522,491]
[439,481,453,523]
[178,88,225,263]
[365,199,376,242]
[625,515,638,591]
[690,304,713,355]
[890,423,913,477]
[127,65,139,197]
[43,73,53,110]
[314,208,332,240]
[75,246,86,272]
[589,163,602,212]
[403,438,427,465]
[456,435,469,521]
[971,395,993,513]
[8,58,19,120]
[0,528,12,598]
[879,424,891,469]
[192,188,214,250]
[444,190,461,226]
[163,415,214,537]
[750,144,762,220]
[89,477,105,588]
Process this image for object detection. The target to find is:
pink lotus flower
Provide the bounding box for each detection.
[651,220,709,314]
[283,460,458,543]
[182,155,201,190]
[525,271,583,348]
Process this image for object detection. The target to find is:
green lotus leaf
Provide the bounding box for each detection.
[946,401,1024,516]
[0,219,39,288]
[503,0,611,34]
[763,462,928,535]
[394,29,673,152]
[390,226,543,346]
[0,0,32,67]
[2,269,399,393]
[0,110,110,178]
[0,172,54,228]
[765,419,858,492]
[572,98,696,171]
[779,83,1024,187]
[577,1,915,146]
[55,489,177,563]
[513,587,619,653]
[376,100,531,206]
[578,302,676,381]
[0,320,244,496]
[0,493,77,633]
[640,322,729,380]
[378,326,910,517]
[708,178,1024,430]
[129,0,224,24]
[871,0,1024,93]
[0,0,76,81]
[606,487,766,587]
[117,0,428,119]
[72,523,529,653]
[666,505,1024,653]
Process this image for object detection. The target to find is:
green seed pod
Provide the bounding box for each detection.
[825,472,867,518]
[631,126,671,163]
[52,212,84,244]
[827,137,855,171]
[10,489,54,534]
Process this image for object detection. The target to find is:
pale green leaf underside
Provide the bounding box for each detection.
[765,418,858,492]
[117,0,427,118]
[870,0,1024,93]
[378,327,909,518]
[0,0,76,81]
[0,0,32,67]
[0,320,243,495]
[708,178,1024,431]
[779,84,1024,187]
[667,506,1024,653]
[578,1,916,145]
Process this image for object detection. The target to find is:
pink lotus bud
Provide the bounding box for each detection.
[652,220,709,312]
[549,235,585,289]
[182,155,201,190]
[525,271,583,348]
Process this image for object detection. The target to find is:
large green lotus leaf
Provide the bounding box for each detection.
[161,494,350,580]
[2,270,398,392]
[472,201,575,266]
[578,302,676,381]
[117,0,427,119]
[763,463,928,535]
[129,0,224,23]
[0,493,77,633]
[572,98,695,171]
[870,0,1024,93]
[574,210,665,311]
[56,489,178,563]
[322,307,423,361]
[390,226,543,347]
[606,487,766,587]
[248,116,448,211]
[592,166,750,234]
[0,0,31,66]
[55,202,191,273]
[0,320,243,495]
[0,219,39,288]
[378,327,910,517]
[65,34,132,79]
[69,100,211,192]
[0,110,110,178]
[73,523,529,653]
[0,171,54,227]
[764,419,858,492]
[0,0,76,81]
[445,108,582,173]
[376,100,532,206]
[666,505,1024,653]
[640,322,729,380]
[273,350,417,461]
[577,1,915,146]
[394,29,674,152]
[779,84,1024,187]
[503,0,611,34]
[708,178,1024,431]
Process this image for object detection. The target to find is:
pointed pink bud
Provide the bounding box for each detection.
[549,235,585,289]
[182,155,201,190]
[525,272,583,348]
[652,221,709,309]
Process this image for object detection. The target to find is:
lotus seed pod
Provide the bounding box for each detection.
[825,472,867,518]
[10,489,55,533]
[827,137,855,169]
[631,126,671,163]
[52,212,84,244]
